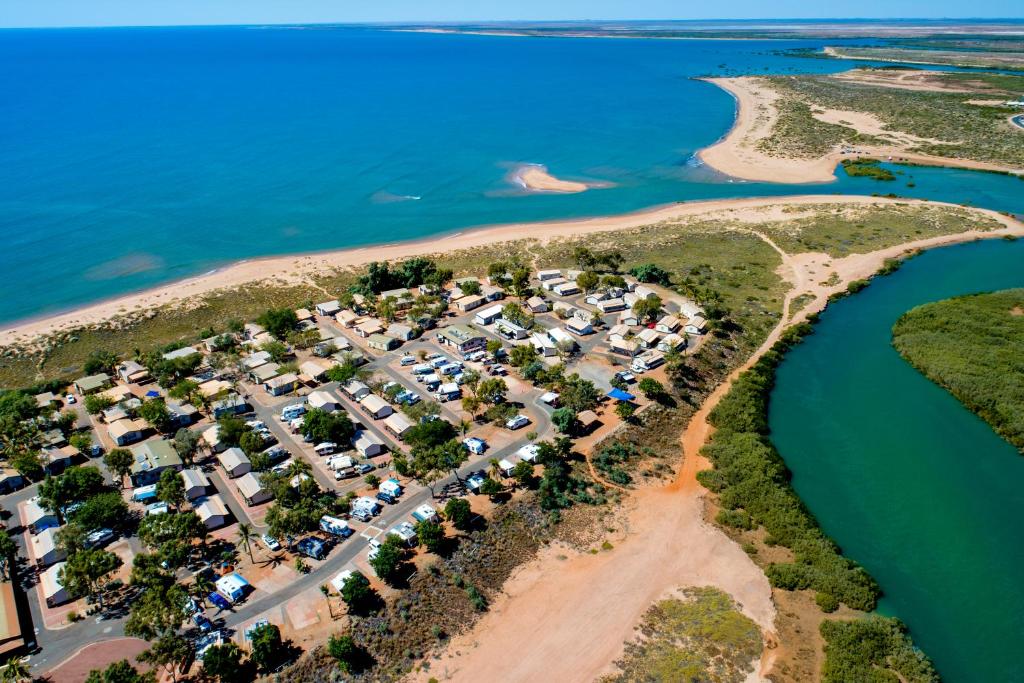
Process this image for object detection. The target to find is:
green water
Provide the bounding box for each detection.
[769,238,1024,683]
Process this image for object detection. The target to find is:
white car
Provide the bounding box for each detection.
[367,538,381,561]
[505,415,530,430]
[261,534,281,551]
[65,393,76,404]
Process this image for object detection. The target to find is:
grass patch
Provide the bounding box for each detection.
[892,288,1024,453]
[825,46,1024,71]
[765,71,1024,168]
[821,616,939,683]
[762,203,1002,257]
[841,158,895,181]
[601,587,762,683]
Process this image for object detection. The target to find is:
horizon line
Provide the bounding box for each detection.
[2,16,1024,31]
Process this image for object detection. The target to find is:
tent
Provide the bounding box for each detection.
[606,388,636,402]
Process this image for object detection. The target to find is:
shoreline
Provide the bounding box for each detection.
[698,75,1024,183]
[0,194,1004,349]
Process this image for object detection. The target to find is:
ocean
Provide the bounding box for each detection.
[0,26,1020,323]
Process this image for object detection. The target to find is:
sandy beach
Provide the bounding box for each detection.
[699,75,1024,183]
[3,194,1005,350]
[511,163,593,193]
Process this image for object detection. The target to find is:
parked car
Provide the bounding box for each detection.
[192,613,214,632]
[367,538,381,561]
[296,537,327,560]
[260,534,281,552]
[400,355,416,366]
[376,491,397,505]
[614,371,636,384]
[65,394,76,404]
[505,415,530,430]
[84,528,114,549]
[356,463,374,475]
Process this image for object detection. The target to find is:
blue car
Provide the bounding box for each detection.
[193,613,213,632]
[208,592,231,611]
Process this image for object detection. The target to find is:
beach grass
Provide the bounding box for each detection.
[825,46,1024,71]
[765,71,1024,168]
[759,203,1004,257]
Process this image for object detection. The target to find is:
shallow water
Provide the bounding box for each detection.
[2,26,1023,323]
[769,238,1024,682]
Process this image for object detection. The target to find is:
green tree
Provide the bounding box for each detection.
[415,520,446,553]
[486,339,503,356]
[0,660,31,683]
[104,448,134,487]
[551,407,577,434]
[480,477,504,500]
[255,308,298,340]
[83,350,119,375]
[615,401,637,421]
[125,582,188,640]
[55,522,87,555]
[137,633,191,683]
[156,469,185,511]
[202,642,250,683]
[460,280,481,296]
[71,491,131,532]
[216,415,248,447]
[632,295,663,324]
[300,409,354,445]
[444,497,473,531]
[369,535,406,585]
[54,409,78,437]
[501,302,533,328]
[138,398,172,432]
[509,344,538,368]
[509,268,531,297]
[260,339,290,363]
[575,271,600,293]
[0,530,18,581]
[84,659,154,683]
[339,572,378,616]
[560,375,600,414]
[59,549,123,608]
[239,430,265,457]
[327,633,365,674]
[638,377,665,399]
[512,460,535,488]
[38,465,106,522]
[629,263,671,285]
[249,623,285,673]
[172,428,201,466]
[236,522,256,564]
[9,450,43,480]
[573,246,596,270]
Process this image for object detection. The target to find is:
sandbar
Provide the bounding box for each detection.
[511,164,592,193]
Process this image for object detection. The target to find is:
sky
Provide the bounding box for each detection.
[0,0,1020,29]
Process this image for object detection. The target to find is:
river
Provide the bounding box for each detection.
[769,237,1024,682]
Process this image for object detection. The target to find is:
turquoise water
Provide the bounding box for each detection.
[769,238,1024,683]
[2,26,1023,323]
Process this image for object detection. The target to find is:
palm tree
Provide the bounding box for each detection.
[237,523,256,564]
[0,660,31,683]
[286,459,313,480]
[192,574,215,607]
[458,420,471,437]
[487,458,503,482]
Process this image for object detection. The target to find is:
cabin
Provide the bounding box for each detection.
[577,409,601,433]
[598,298,626,314]
[307,390,342,413]
[367,334,399,352]
[74,373,111,395]
[249,363,281,384]
[355,319,384,338]
[264,373,299,396]
[41,563,71,607]
[335,309,359,328]
[29,527,66,567]
[162,346,199,362]
[657,334,686,353]
[553,281,580,297]
[129,439,182,487]
[212,393,247,419]
[546,327,576,350]
[383,412,415,439]
[360,394,393,420]
[380,288,415,309]
[685,315,708,335]
[437,325,486,355]
[530,332,558,357]
[631,349,666,373]
[180,468,210,500]
[237,472,273,506]
[117,360,150,385]
[218,448,252,478]
[526,296,548,313]
[202,424,228,454]
[565,318,593,336]
[495,319,528,340]
[343,380,370,400]
[480,284,505,302]
[536,269,561,282]
[352,430,386,457]
[609,337,639,357]
[23,497,58,534]
[299,360,331,383]
[541,277,568,292]
[453,294,485,312]
[656,315,682,334]
[195,495,230,529]
[241,351,272,371]
[0,468,24,494]
[474,304,504,326]
[636,328,661,348]
[386,323,416,341]
[315,300,342,317]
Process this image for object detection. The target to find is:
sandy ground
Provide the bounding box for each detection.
[698,76,1023,184]
[1,194,981,350]
[410,209,1024,683]
[699,77,840,184]
[513,164,592,193]
[831,67,983,93]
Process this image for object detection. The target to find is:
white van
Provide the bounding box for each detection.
[281,403,306,421]
[314,442,338,456]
